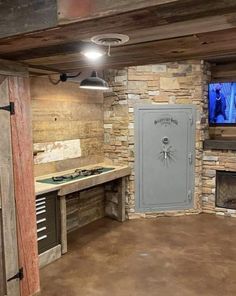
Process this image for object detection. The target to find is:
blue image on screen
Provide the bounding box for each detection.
[209,82,236,124]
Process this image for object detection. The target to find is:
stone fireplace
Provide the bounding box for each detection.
[202,151,236,217]
[216,171,236,210]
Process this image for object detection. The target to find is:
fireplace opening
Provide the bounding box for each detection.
[216,171,236,209]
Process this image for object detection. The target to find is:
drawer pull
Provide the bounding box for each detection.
[37,218,46,224]
[37,235,47,242]
[36,205,46,211]
[36,201,46,207]
[37,227,46,233]
[36,197,46,203]
[36,210,46,215]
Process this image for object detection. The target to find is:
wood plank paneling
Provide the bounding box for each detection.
[211,62,236,82]
[9,76,40,296]
[66,185,105,233]
[31,77,104,176]
[209,126,236,139]
[0,76,19,296]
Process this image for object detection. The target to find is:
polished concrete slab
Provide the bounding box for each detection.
[40,214,236,296]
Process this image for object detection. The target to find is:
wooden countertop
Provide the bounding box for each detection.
[35,163,131,196]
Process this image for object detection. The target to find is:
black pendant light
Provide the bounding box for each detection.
[80,71,109,90]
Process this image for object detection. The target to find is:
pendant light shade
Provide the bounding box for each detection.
[80,71,109,90]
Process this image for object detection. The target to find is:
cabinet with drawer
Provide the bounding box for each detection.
[36,191,60,254]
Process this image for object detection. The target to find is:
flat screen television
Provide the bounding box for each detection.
[209,82,236,126]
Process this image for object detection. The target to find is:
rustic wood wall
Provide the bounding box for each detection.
[30,76,104,176]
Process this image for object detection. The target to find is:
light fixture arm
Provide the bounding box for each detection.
[60,72,81,82]
[49,72,81,85]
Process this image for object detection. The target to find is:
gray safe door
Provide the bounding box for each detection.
[135,105,196,212]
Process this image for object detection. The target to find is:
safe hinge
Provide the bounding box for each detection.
[0,102,15,115]
[7,267,24,282]
[187,190,192,202]
[188,152,193,165]
[188,114,193,125]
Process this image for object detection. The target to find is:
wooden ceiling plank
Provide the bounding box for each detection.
[0,0,57,38]
[27,30,236,71]
[57,0,179,24]
[6,12,236,64]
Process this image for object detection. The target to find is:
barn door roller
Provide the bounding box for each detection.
[0,102,15,115]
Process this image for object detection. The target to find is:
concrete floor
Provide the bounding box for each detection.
[40,214,236,296]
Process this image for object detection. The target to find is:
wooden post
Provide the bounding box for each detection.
[117,177,126,222]
[60,196,67,254]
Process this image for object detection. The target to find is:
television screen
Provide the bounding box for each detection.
[209,82,236,125]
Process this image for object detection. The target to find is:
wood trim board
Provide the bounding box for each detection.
[39,245,61,269]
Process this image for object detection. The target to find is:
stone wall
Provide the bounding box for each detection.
[104,60,207,217]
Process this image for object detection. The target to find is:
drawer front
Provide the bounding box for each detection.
[36,191,60,254]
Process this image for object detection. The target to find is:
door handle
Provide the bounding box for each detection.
[188,153,193,165]
[188,190,192,202]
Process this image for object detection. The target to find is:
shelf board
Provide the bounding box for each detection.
[203,139,236,151]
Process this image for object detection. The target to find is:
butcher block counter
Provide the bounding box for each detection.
[35,163,131,268]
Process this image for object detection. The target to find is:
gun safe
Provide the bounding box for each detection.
[135,105,196,212]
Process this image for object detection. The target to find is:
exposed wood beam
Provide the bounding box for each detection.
[57,0,178,24]
[0,0,179,39]
[0,0,57,38]
[1,0,236,56]
[0,59,28,76]
[3,12,236,63]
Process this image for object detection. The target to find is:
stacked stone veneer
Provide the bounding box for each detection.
[202,151,236,218]
[104,60,209,218]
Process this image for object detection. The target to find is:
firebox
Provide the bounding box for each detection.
[216,171,236,209]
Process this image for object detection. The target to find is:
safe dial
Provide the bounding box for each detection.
[162,137,169,145]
